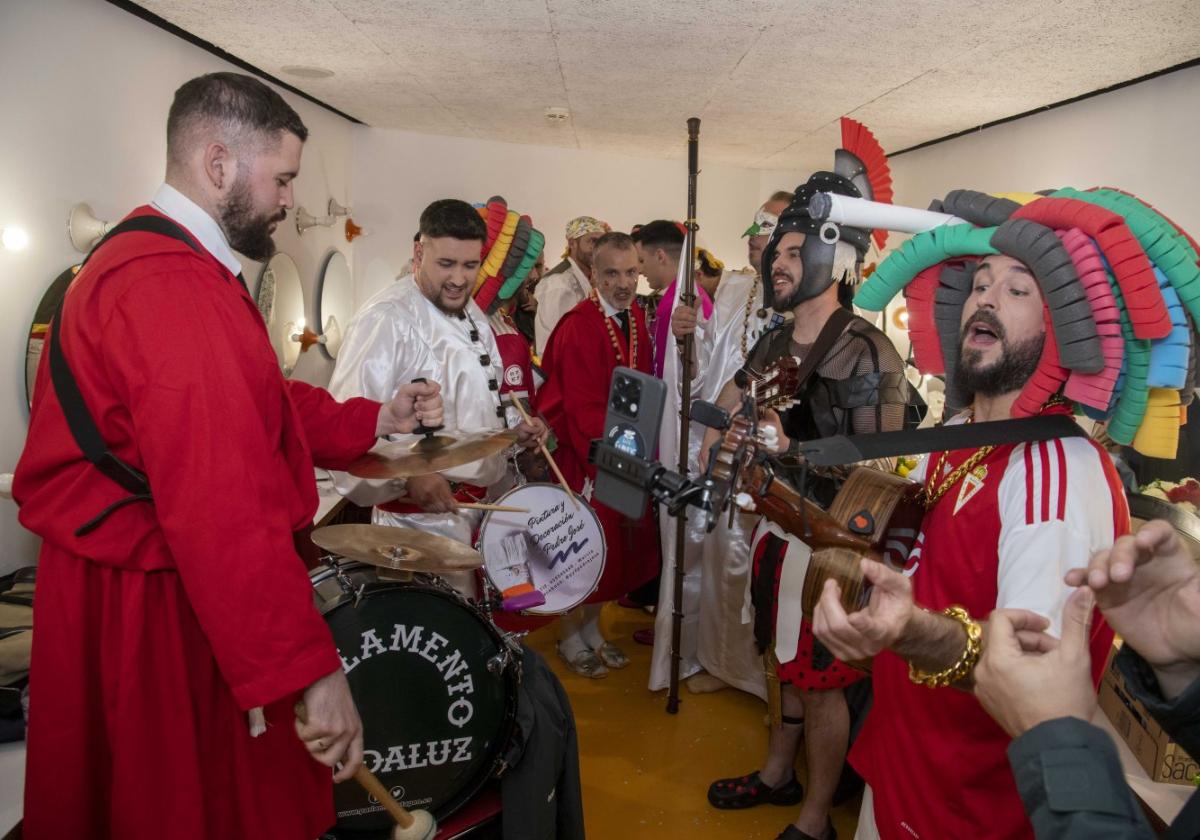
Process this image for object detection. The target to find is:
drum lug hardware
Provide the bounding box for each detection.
[352,582,366,608]
[331,563,360,599]
[486,650,509,675]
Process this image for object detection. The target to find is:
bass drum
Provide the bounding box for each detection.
[311,560,519,835]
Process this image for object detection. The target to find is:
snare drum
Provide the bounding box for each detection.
[477,483,606,615]
[311,560,519,831]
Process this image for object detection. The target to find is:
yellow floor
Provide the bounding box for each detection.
[522,603,861,840]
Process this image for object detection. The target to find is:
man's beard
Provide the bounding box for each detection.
[771,271,805,313]
[220,174,285,262]
[955,311,1044,398]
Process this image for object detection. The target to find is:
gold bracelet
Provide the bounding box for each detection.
[907,606,983,688]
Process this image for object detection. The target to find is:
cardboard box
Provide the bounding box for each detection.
[1098,652,1199,786]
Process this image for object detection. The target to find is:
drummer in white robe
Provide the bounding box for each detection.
[650,192,792,698]
[328,199,546,584]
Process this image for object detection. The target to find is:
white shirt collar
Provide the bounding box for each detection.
[150,183,243,278]
[596,291,625,319]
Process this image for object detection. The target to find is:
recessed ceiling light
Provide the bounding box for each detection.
[281,65,335,79]
[545,106,570,122]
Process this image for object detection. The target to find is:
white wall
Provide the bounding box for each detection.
[350,127,795,304]
[890,65,1200,234]
[874,64,1200,363]
[0,0,357,573]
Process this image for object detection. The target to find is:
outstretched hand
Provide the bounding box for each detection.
[813,558,915,662]
[974,589,1097,738]
[1066,520,1200,699]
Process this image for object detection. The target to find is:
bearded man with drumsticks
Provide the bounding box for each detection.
[328,198,547,590]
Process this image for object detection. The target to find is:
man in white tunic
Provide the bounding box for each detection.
[533,215,609,355]
[660,191,792,697]
[329,199,545,575]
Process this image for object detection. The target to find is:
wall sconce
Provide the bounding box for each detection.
[1,225,30,251]
[891,305,909,330]
[345,218,369,243]
[288,316,342,354]
[294,207,334,235]
[68,203,114,253]
[328,199,351,218]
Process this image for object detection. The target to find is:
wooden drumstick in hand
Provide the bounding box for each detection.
[295,703,436,840]
[510,397,580,510]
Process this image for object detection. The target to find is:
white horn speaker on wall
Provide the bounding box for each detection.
[68,202,115,253]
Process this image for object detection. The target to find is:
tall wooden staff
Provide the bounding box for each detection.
[667,116,701,714]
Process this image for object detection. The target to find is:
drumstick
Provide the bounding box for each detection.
[509,397,580,510]
[295,702,436,840]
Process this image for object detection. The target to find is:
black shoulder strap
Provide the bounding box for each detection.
[47,214,202,535]
[798,414,1087,467]
[789,306,853,394]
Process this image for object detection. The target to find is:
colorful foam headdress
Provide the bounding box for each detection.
[760,118,894,308]
[471,195,546,315]
[840,187,1199,458]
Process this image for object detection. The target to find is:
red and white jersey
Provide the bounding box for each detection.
[851,407,1128,840]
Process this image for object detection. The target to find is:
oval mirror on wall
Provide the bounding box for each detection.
[256,252,305,376]
[318,250,353,359]
[25,264,80,408]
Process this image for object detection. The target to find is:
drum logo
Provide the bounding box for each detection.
[340,622,478,729]
[363,737,474,775]
[505,364,523,386]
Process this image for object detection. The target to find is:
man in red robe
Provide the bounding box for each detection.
[13,72,442,840]
[536,232,660,678]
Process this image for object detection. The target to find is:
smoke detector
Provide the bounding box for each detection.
[544,106,570,123]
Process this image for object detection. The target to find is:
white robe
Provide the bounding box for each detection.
[327,277,517,578]
[649,268,782,698]
[533,257,590,356]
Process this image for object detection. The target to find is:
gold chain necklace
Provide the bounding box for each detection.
[592,290,637,367]
[917,414,993,510]
[919,397,1071,510]
[740,275,759,358]
[919,444,994,510]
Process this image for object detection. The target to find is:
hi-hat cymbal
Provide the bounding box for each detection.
[311,523,482,572]
[347,429,520,479]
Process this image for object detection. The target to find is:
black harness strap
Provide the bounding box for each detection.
[48,215,202,535]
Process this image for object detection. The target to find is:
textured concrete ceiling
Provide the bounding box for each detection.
[134,0,1200,170]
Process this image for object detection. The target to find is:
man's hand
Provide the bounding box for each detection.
[813,558,916,661]
[671,302,700,339]
[376,381,443,437]
[698,426,721,473]
[405,473,458,514]
[758,409,791,455]
[515,418,549,451]
[1065,520,1200,700]
[974,589,1098,738]
[296,669,363,783]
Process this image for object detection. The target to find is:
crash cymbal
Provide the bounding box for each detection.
[311,523,483,572]
[347,429,520,479]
